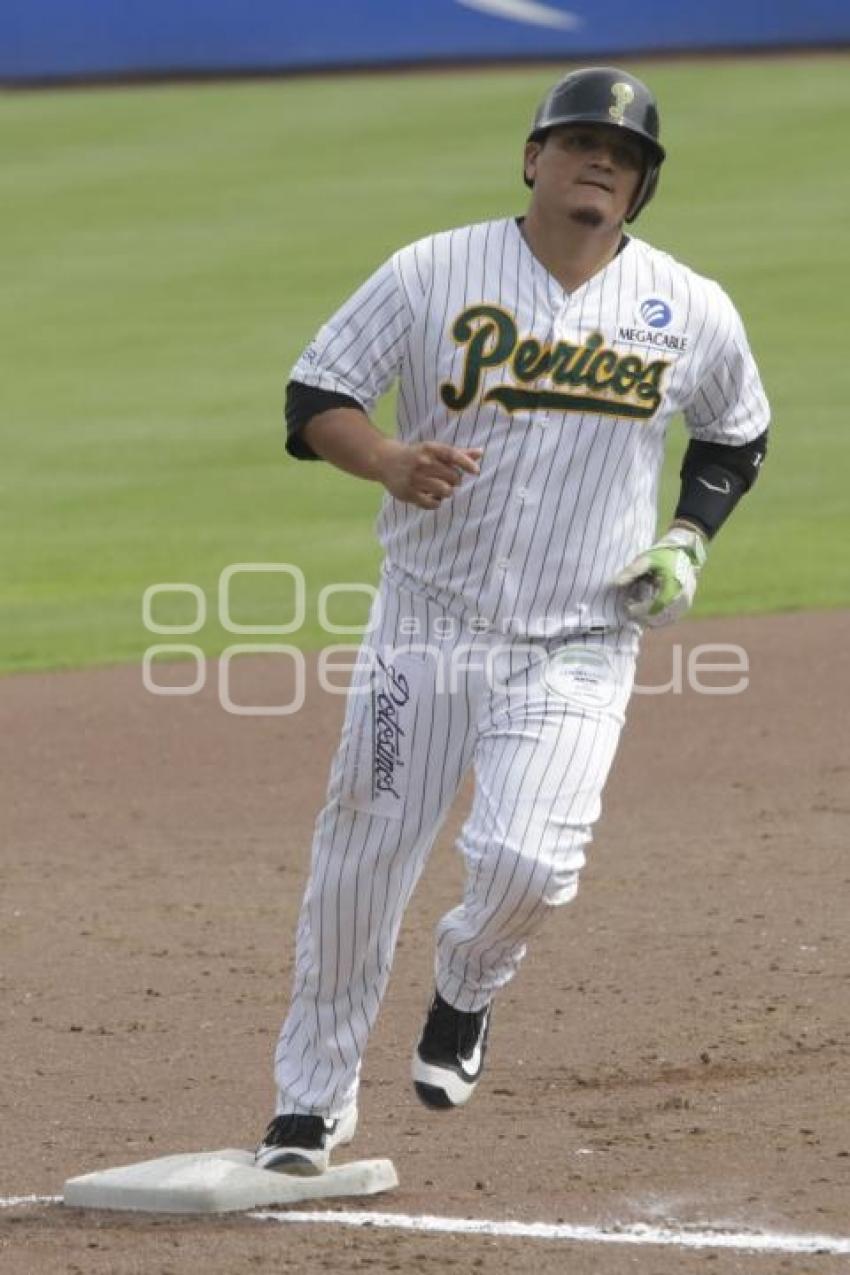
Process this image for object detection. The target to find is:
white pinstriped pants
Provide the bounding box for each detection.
[273,571,637,1117]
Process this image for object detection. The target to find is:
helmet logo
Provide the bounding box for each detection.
[609,82,635,123]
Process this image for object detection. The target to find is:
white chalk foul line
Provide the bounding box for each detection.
[251,1209,850,1257]
[2,1193,848,1256]
[0,1194,61,1209]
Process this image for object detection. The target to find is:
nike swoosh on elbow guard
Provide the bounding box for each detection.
[697,476,732,495]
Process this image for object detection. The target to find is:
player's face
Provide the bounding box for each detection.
[524,124,645,229]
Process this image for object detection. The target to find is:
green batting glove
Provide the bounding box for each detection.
[614,525,708,628]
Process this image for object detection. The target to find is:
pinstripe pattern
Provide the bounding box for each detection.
[273,575,635,1115]
[291,219,769,637]
[273,217,768,1119]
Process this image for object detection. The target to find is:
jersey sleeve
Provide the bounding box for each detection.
[289,254,412,414]
[682,290,770,446]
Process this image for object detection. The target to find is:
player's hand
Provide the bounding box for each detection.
[375,440,483,510]
[613,525,708,627]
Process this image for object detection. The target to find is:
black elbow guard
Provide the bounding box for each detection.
[674,430,768,539]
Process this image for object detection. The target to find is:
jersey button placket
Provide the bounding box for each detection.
[537,310,560,428]
[485,295,550,609]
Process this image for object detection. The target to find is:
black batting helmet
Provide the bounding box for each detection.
[524,67,665,222]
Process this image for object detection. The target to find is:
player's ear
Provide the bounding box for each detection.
[523,140,542,187]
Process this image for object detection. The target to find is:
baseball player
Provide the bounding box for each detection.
[256,66,769,1173]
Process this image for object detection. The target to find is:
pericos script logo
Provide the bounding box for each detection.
[638,297,673,329]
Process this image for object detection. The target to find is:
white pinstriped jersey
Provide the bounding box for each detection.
[291,217,769,636]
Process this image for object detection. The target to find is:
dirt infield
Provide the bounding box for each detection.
[2,611,848,1274]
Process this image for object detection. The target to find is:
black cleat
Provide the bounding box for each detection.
[412,990,492,1110]
[254,1107,357,1175]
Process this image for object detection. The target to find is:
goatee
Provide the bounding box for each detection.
[569,207,605,228]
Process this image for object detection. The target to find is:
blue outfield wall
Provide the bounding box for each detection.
[1,0,849,82]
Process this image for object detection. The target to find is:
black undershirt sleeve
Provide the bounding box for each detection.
[284,380,367,460]
[674,429,768,539]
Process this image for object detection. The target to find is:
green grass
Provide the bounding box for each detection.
[2,56,848,672]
